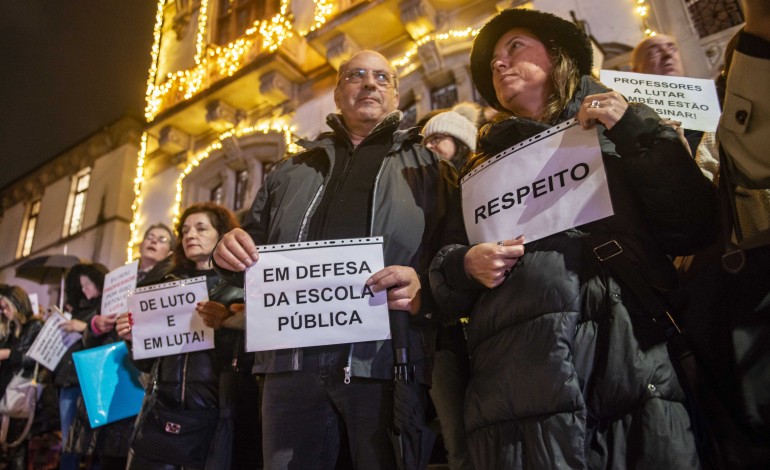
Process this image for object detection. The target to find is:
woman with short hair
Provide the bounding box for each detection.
[118,202,251,470]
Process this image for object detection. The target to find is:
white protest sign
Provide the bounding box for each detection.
[245,238,389,352]
[462,118,613,245]
[27,313,83,371]
[101,261,138,316]
[28,293,39,316]
[128,276,214,360]
[600,69,720,132]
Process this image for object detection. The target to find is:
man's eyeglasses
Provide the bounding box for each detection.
[144,235,170,244]
[341,68,396,88]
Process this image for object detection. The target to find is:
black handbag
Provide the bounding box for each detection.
[130,358,219,468]
[131,403,218,468]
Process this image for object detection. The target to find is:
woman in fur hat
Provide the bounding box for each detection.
[429,8,717,469]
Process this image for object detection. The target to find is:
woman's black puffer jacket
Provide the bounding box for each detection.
[127,267,244,470]
[430,77,718,469]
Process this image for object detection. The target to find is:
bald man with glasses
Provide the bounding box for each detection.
[213,50,463,469]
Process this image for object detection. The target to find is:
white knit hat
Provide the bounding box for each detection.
[421,102,481,152]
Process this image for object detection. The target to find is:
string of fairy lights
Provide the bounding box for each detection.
[127,1,658,261]
[171,119,299,225]
[635,0,657,36]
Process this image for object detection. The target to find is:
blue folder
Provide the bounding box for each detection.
[73,341,145,428]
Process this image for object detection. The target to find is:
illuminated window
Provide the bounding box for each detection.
[63,168,91,236]
[17,199,41,258]
[234,169,250,211]
[215,0,277,45]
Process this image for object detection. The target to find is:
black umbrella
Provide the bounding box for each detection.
[389,310,436,470]
[15,254,82,309]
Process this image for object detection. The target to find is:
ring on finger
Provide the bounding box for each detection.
[589,100,601,108]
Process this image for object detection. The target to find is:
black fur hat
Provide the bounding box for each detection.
[470,8,593,111]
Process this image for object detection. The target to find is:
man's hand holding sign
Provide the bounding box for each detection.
[366,265,423,315]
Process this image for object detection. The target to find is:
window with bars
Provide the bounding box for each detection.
[234,169,250,211]
[64,168,91,236]
[430,83,458,110]
[18,199,41,258]
[210,183,224,206]
[685,0,744,38]
[399,102,417,130]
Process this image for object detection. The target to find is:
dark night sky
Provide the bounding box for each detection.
[0,0,158,191]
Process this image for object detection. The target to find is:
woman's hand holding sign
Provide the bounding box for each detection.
[196,301,231,329]
[465,236,525,288]
[212,228,260,271]
[116,313,133,341]
[366,266,422,315]
[93,314,118,334]
[577,91,628,131]
[59,318,88,334]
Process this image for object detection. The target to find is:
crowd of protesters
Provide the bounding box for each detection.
[2,1,768,469]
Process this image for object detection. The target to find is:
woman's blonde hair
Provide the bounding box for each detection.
[540,44,581,124]
[0,286,33,341]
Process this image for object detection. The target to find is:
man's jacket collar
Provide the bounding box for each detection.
[297,110,421,154]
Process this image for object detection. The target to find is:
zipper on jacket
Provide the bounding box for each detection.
[341,154,389,383]
[181,352,189,405]
[297,184,324,242]
[343,345,353,384]
[368,156,388,236]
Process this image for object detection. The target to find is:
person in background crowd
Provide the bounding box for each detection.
[118,202,252,470]
[429,8,717,469]
[682,0,770,466]
[54,263,106,470]
[420,102,480,470]
[66,257,152,469]
[631,33,703,156]
[212,50,463,469]
[631,34,685,77]
[0,285,44,470]
[422,102,480,171]
[136,223,175,285]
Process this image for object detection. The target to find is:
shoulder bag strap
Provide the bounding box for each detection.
[584,232,723,469]
[0,362,40,448]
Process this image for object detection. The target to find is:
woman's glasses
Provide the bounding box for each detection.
[144,234,170,244]
[424,134,452,147]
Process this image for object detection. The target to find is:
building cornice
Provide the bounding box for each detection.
[1,116,145,210]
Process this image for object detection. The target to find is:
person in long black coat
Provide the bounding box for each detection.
[429,9,718,469]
